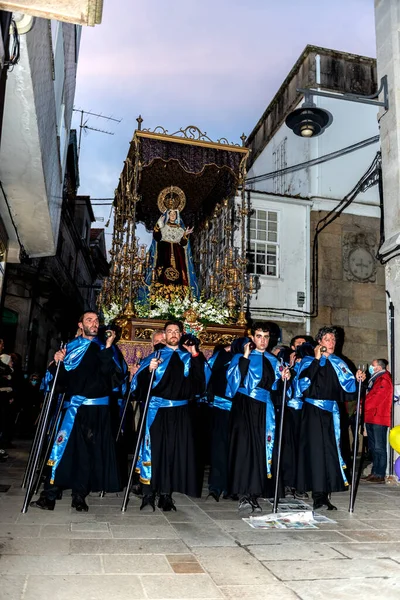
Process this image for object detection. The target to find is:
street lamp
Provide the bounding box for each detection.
[285,75,389,138]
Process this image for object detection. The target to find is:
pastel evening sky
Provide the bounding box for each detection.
[72,0,376,236]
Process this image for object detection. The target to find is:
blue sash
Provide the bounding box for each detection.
[130,346,192,394]
[287,398,303,410]
[40,369,53,392]
[47,395,109,483]
[226,350,281,399]
[63,336,121,372]
[237,386,275,478]
[304,397,349,486]
[136,397,188,484]
[213,395,232,411]
[205,352,219,387]
[293,354,356,398]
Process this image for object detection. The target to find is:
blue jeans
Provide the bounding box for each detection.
[365,423,388,478]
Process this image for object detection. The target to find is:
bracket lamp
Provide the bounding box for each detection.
[285,75,389,138]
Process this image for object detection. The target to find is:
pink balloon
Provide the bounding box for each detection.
[395,457,400,479]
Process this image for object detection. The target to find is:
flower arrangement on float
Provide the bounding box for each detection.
[134,294,230,326]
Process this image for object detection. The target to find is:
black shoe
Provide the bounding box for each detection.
[223,492,239,501]
[284,486,295,498]
[294,490,309,500]
[131,483,143,497]
[140,493,156,511]
[249,496,262,513]
[0,449,9,461]
[71,496,89,512]
[206,490,220,502]
[313,496,337,511]
[158,493,176,512]
[30,496,55,511]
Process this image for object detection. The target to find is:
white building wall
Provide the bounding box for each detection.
[0,17,80,258]
[248,95,380,207]
[239,192,310,324]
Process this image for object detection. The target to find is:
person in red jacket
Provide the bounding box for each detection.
[363,358,393,483]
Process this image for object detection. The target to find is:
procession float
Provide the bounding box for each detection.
[97,117,259,364]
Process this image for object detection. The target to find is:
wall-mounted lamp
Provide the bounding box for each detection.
[285,75,389,138]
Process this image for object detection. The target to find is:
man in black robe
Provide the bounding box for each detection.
[226,324,290,512]
[131,320,204,512]
[295,326,362,510]
[30,311,123,512]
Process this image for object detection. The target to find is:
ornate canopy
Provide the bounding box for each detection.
[117,124,249,231]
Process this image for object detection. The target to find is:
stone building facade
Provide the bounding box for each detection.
[244,45,386,366]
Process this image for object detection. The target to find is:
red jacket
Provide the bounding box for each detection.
[364,371,393,427]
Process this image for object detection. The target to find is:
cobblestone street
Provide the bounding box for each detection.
[1,445,400,599]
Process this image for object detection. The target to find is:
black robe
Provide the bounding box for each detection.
[45,343,123,497]
[296,358,356,494]
[207,350,232,494]
[227,355,276,497]
[136,350,204,496]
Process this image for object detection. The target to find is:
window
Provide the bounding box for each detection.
[248,209,279,277]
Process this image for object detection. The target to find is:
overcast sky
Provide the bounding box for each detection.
[72,0,376,241]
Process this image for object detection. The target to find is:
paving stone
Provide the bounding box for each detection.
[140,573,223,598]
[163,504,214,523]
[193,547,277,586]
[0,554,102,574]
[288,577,400,600]
[0,524,40,537]
[110,524,179,539]
[263,557,400,581]
[171,562,205,573]
[40,524,112,538]
[166,554,198,564]
[223,528,352,545]
[219,584,297,598]
[103,554,173,574]
[329,542,400,559]
[337,529,400,542]
[0,575,27,600]
[171,522,236,548]
[364,519,400,529]
[69,538,189,554]
[23,574,145,600]
[71,521,109,532]
[248,543,344,561]
[16,512,90,524]
[202,510,241,521]
[0,537,70,555]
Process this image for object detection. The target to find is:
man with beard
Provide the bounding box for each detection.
[294,326,362,510]
[226,323,290,512]
[30,311,123,512]
[131,320,205,511]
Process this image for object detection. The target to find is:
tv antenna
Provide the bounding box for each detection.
[73,108,122,154]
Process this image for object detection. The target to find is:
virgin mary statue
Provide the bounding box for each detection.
[144,187,200,301]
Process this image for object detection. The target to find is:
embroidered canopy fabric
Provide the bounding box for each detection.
[134,132,248,231]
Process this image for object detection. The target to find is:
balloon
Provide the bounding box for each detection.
[395,457,400,479]
[389,426,400,454]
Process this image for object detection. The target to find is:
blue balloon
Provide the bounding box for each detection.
[394,457,400,479]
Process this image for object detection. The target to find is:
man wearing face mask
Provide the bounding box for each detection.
[361,359,393,484]
[294,327,363,510]
[226,323,291,512]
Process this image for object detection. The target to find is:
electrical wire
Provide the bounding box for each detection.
[246,135,379,185]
